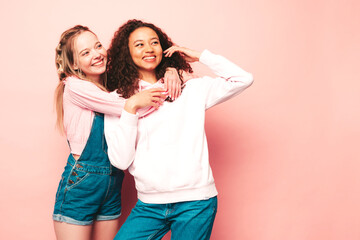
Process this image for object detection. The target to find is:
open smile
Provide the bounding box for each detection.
[92,58,105,66]
[142,56,156,62]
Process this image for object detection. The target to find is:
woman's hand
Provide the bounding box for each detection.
[164,46,201,63]
[125,88,166,114]
[164,68,182,100]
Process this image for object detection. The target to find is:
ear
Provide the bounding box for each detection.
[73,64,79,71]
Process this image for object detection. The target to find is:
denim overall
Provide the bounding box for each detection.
[53,113,124,225]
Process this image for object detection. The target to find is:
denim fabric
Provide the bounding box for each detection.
[53,113,124,225]
[115,196,218,240]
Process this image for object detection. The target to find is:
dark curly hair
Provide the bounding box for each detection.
[106,19,193,98]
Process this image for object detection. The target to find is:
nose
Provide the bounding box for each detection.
[145,43,154,52]
[92,49,101,58]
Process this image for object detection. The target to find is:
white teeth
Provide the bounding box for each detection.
[93,60,103,66]
[143,56,155,60]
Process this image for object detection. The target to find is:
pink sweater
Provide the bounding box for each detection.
[63,76,155,155]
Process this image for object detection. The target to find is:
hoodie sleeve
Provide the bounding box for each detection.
[196,50,254,109]
[104,110,139,170]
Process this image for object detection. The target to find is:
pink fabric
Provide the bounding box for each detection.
[63,76,156,155]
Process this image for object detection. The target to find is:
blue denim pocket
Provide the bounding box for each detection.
[65,168,90,191]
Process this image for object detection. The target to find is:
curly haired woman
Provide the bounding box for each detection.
[105,19,254,240]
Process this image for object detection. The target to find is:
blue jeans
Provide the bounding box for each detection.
[115,196,218,240]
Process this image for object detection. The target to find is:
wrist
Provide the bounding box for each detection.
[124,98,138,114]
[194,51,201,61]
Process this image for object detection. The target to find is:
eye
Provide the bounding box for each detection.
[96,43,102,49]
[81,51,89,56]
[152,41,159,45]
[135,43,144,47]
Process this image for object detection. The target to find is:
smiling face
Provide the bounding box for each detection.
[128,27,163,79]
[73,31,107,82]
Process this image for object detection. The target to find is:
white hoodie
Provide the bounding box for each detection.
[104,50,253,204]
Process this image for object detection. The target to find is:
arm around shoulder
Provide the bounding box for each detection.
[65,76,126,115]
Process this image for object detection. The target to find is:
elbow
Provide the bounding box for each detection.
[246,73,254,87]
[108,152,132,170]
[113,164,128,171]
[110,161,128,170]
[109,160,131,171]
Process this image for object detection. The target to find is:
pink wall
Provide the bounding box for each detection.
[1,0,359,239]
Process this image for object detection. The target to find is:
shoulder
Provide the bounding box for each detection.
[64,76,95,91]
[65,76,87,86]
[181,76,216,98]
[64,76,81,88]
[64,75,81,84]
[185,75,214,87]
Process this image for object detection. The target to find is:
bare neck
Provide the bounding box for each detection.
[139,70,158,84]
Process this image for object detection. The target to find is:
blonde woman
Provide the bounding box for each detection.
[52,25,181,240]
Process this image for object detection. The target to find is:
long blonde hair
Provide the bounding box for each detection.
[54,25,107,133]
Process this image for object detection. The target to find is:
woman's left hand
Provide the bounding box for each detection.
[164,46,201,62]
[164,68,182,100]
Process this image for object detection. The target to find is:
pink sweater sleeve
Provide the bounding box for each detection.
[65,77,153,116]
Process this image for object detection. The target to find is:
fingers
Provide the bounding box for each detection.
[164,46,200,63]
[163,46,182,58]
[152,93,167,99]
[151,95,164,103]
[168,77,175,100]
[148,88,166,94]
[163,46,173,55]
[163,77,170,97]
[151,94,167,109]
[147,88,167,100]
[129,88,167,111]
[163,68,182,100]
[175,82,181,99]
[170,81,181,100]
[150,101,160,110]
[163,77,168,90]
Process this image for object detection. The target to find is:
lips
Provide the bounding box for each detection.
[92,58,105,66]
[143,56,156,61]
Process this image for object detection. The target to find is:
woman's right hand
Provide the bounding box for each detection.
[163,46,201,63]
[124,88,166,114]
